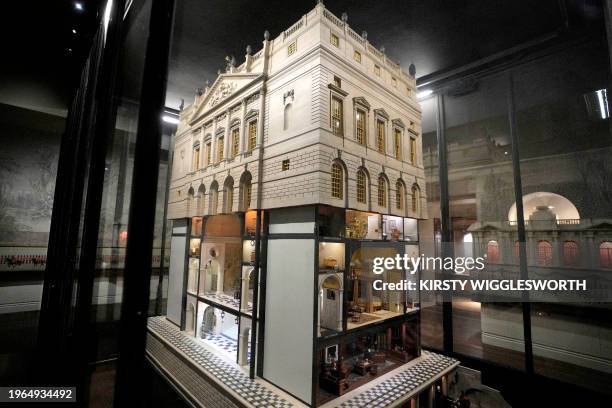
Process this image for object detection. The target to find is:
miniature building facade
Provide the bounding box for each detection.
[166,3,426,406]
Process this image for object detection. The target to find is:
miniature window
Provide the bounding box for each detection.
[410,137,417,165]
[600,242,612,268]
[411,184,420,214]
[563,241,579,266]
[331,162,343,199]
[356,169,367,204]
[231,128,239,158]
[331,96,343,136]
[394,128,401,159]
[345,210,381,239]
[287,41,297,55]
[374,65,381,76]
[216,136,224,162]
[330,32,339,47]
[355,109,366,145]
[487,241,500,263]
[210,184,218,215]
[353,50,361,63]
[333,76,341,88]
[282,159,290,171]
[248,120,257,151]
[377,176,387,207]
[396,180,405,210]
[192,144,200,170]
[392,77,397,87]
[537,241,553,266]
[383,215,404,241]
[205,141,212,165]
[376,120,385,153]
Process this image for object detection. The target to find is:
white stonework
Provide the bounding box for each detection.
[168,2,426,220]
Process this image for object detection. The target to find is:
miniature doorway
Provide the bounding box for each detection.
[201,306,216,334]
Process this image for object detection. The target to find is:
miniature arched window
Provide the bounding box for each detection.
[563,241,579,266]
[411,184,420,214]
[537,240,553,266]
[487,240,500,263]
[223,177,234,213]
[356,169,367,204]
[209,181,219,215]
[331,162,343,199]
[197,184,206,215]
[377,175,387,207]
[514,241,520,263]
[396,180,405,210]
[239,172,252,211]
[283,103,292,131]
[187,187,195,213]
[600,241,612,268]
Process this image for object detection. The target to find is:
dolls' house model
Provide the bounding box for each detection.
[164,3,453,406]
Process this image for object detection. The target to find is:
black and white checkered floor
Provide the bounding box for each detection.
[148,316,293,408]
[202,293,254,314]
[149,316,458,408]
[336,351,458,408]
[200,332,239,354]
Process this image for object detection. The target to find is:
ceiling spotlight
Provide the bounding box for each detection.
[74,2,84,11]
[417,89,433,100]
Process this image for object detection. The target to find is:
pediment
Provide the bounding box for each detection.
[353,96,371,110]
[392,118,406,128]
[190,73,261,122]
[374,108,389,120]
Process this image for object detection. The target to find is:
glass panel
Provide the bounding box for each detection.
[514,39,612,390]
[443,73,524,370]
[420,95,443,351]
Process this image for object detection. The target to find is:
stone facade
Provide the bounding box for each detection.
[168,2,426,220]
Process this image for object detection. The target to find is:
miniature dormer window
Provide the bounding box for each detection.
[374,65,381,76]
[287,41,297,56]
[330,32,339,47]
[354,50,361,63]
[392,77,397,88]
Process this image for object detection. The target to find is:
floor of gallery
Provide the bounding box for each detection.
[147,316,459,408]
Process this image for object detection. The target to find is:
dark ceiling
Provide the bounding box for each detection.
[166,0,604,109]
[0,0,604,114]
[0,0,104,115]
